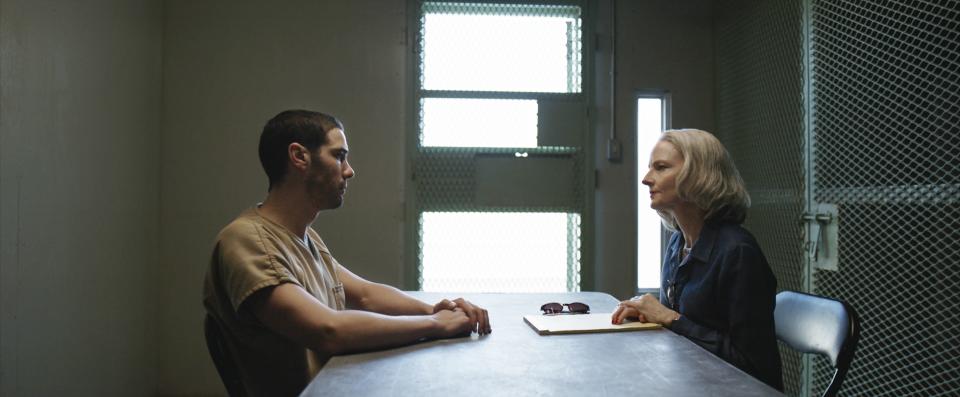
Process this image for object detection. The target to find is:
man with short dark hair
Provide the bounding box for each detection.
[203,109,490,396]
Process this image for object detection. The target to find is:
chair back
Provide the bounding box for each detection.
[775,290,859,397]
[204,315,248,397]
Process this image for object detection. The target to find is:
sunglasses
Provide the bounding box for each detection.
[540,302,590,315]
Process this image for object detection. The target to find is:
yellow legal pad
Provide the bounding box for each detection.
[523,313,662,335]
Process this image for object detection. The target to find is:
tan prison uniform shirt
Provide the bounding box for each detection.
[203,207,346,397]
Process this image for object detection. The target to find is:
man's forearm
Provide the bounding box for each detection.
[307,310,441,355]
[251,283,466,356]
[350,281,433,315]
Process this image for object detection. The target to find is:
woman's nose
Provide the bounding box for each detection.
[641,170,654,187]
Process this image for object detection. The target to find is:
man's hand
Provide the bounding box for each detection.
[433,298,492,335]
[612,293,679,326]
[430,309,473,338]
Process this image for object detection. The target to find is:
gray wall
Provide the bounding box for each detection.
[159,0,408,393]
[0,0,163,395]
[593,0,715,299]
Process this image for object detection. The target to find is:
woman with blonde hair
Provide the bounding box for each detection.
[612,129,783,390]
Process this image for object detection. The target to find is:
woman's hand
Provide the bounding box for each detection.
[612,293,680,326]
[611,303,645,324]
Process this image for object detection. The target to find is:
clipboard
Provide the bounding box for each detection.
[523,313,662,335]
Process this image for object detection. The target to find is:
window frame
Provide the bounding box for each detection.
[634,89,671,296]
[404,0,596,291]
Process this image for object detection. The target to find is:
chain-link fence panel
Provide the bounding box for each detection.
[715,0,807,394]
[811,0,960,395]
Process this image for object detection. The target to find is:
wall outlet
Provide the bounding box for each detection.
[607,138,623,162]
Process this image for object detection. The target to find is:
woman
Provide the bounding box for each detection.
[612,129,783,390]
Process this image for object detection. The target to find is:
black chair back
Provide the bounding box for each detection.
[775,290,860,397]
[204,315,248,397]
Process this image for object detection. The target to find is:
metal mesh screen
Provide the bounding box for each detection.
[810,0,960,395]
[714,0,806,394]
[412,1,588,292]
[415,147,583,211]
[413,146,587,291]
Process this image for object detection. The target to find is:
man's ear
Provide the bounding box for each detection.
[288,143,311,171]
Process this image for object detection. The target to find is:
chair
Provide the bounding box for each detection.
[774,291,860,397]
[204,315,248,397]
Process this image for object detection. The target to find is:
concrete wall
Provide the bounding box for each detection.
[593,0,715,299]
[0,0,163,395]
[158,0,408,393]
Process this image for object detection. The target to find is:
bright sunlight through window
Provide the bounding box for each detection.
[421,98,538,147]
[421,212,578,293]
[422,9,580,93]
[637,96,666,291]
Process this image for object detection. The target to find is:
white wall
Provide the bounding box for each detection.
[158,0,408,393]
[593,0,715,298]
[0,0,163,395]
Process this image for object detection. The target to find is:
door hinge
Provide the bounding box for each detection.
[801,204,839,271]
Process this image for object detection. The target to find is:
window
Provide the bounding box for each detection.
[420,212,580,292]
[421,98,538,148]
[636,92,670,292]
[422,6,580,93]
[410,2,588,292]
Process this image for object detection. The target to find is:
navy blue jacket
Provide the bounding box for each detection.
[661,221,784,391]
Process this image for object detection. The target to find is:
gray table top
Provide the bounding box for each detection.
[301,292,785,397]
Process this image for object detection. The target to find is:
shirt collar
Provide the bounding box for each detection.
[686,221,722,264]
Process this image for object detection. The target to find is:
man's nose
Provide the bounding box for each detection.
[344,162,355,179]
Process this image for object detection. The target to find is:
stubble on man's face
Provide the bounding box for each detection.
[304,128,353,211]
[305,151,344,210]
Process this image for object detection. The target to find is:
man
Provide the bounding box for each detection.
[203,109,491,397]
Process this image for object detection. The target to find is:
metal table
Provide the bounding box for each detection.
[301,292,784,396]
